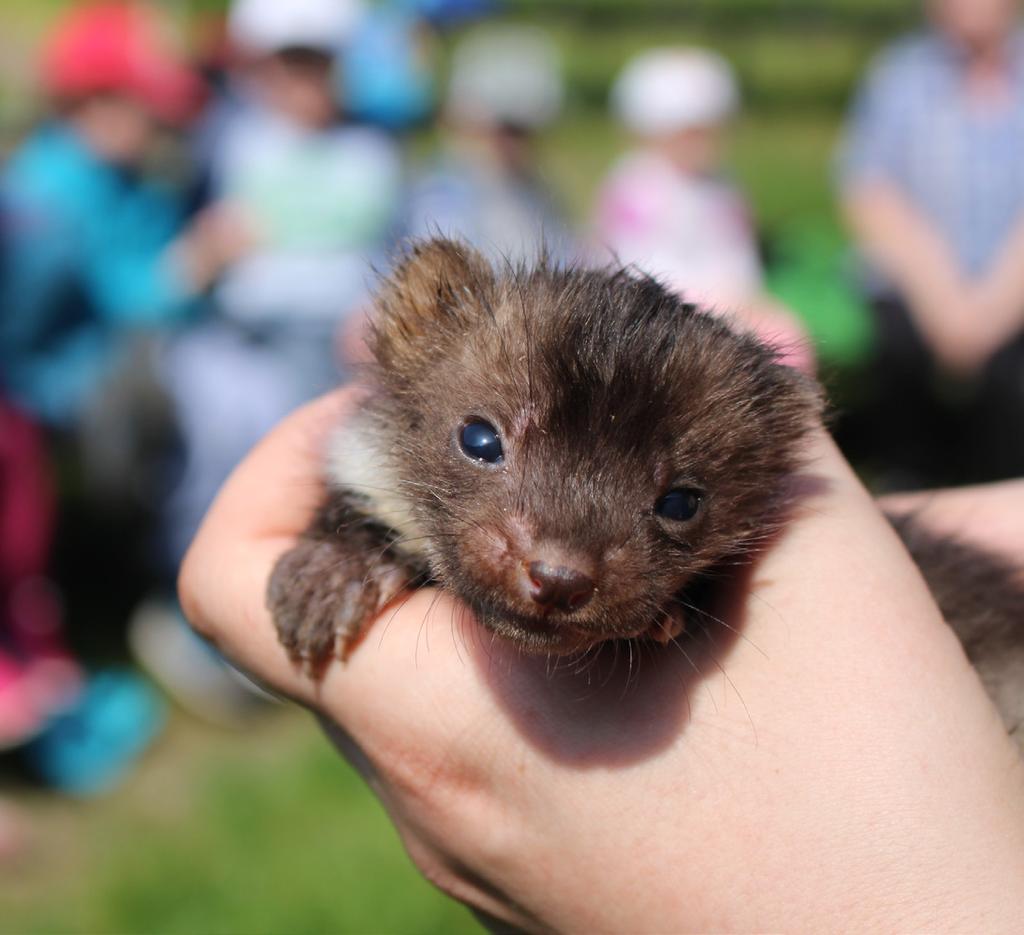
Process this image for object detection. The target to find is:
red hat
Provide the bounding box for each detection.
[41,2,203,125]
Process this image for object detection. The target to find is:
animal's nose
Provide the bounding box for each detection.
[525,560,595,612]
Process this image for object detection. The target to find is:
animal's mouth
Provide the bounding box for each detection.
[445,559,655,653]
[472,602,595,653]
[466,597,651,655]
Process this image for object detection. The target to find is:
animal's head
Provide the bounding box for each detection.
[368,238,821,651]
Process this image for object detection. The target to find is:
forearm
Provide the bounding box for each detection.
[212,462,1024,933]
[167,201,257,298]
[842,183,986,370]
[973,218,1024,354]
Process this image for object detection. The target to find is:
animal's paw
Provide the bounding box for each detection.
[267,538,398,677]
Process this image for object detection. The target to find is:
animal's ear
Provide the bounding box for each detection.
[370,238,493,372]
[739,331,825,453]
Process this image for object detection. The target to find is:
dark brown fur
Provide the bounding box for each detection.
[889,514,1024,740]
[268,238,1024,742]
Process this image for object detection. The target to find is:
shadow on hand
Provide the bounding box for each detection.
[461,558,758,770]
[461,469,830,769]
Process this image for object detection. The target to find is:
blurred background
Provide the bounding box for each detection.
[2,0,1023,931]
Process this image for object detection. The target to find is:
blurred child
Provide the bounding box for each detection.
[159,0,403,569]
[0,394,167,796]
[0,402,77,751]
[341,0,438,132]
[142,0,404,722]
[0,2,227,792]
[406,26,576,264]
[209,0,400,332]
[594,48,811,372]
[0,1,240,430]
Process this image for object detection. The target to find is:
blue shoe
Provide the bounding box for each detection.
[25,669,165,796]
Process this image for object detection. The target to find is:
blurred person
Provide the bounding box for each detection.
[210,0,400,332]
[0,1,226,791]
[594,48,812,373]
[160,0,403,568]
[0,397,165,796]
[839,0,1024,485]
[405,25,576,265]
[341,0,438,132]
[0,1,239,432]
[0,401,78,751]
[143,0,403,723]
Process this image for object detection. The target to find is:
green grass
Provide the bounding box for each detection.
[1,711,479,935]
[528,20,885,113]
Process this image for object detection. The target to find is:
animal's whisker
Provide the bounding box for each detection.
[674,596,769,660]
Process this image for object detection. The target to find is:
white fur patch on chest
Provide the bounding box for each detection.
[325,413,430,560]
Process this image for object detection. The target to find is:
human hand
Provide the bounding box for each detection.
[179,389,1024,932]
[914,282,1024,378]
[841,182,998,376]
[881,477,1024,560]
[173,201,258,293]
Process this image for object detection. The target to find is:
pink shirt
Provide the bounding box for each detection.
[594,150,813,373]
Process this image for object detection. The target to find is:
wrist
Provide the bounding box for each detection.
[165,235,214,296]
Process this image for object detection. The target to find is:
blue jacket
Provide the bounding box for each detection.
[0,124,196,424]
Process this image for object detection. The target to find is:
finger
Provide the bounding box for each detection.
[880,479,1024,560]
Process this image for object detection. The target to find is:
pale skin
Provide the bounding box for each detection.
[882,477,1024,562]
[842,183,1024,375]
[180,389,1024,932]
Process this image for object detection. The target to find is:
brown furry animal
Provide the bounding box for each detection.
[268,238,1024,742]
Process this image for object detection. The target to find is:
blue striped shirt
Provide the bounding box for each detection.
[839,29,1024,280]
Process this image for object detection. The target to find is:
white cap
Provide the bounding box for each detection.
[447,26,564,130]
[612,47,739,137]
[228,0,364,55]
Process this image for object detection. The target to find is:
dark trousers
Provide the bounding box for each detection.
[834,295,1024,491]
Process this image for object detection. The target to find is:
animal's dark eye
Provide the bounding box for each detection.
[655,488,703,522]
[459,420,504,464]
